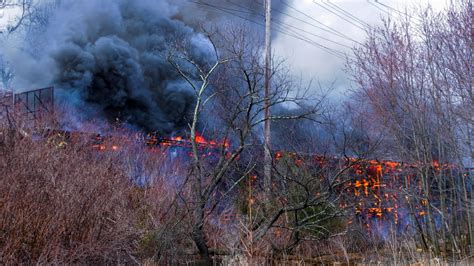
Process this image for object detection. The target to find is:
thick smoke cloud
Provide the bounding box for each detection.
[48,0,212,132]
[6,0,289,133]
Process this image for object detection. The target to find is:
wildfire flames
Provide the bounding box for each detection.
[144,132,230,149]
[47,129,458,232]
[274,151,457,232]
[46,130,230,156]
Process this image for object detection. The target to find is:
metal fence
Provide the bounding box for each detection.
[0,87,54,121]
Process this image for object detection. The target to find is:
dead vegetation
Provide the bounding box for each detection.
[0,112,472,264]
[0,1,472,264]
[0,115,192,264]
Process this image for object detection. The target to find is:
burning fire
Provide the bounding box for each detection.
[273,151,457,231]
[47,129,460,234]
[87,131,231,160]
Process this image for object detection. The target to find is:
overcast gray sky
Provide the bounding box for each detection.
[272,0,449,98]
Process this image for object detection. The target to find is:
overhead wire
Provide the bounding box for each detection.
[273,20,354,49]
[245,1,356,57]
[279,0,362,44]
[229,0,362,45]
[311,0,367,31]
[231,1,360,58]
[228,1,353,49]
[274,23,350,59]
[189,0,350,60]
[323,0,372,29]
[191,0,352,59]
[367,0,391,16]
[375,0,407,17]
[374,0,424,26]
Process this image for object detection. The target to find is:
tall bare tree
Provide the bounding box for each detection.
[167,26,319,262]
[347,0,473,256]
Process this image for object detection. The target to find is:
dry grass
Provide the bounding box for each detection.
[1,125,137,263]
[0,114,191,264]
[0,113,471,264]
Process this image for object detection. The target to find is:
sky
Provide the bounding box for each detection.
[0,0,450,97]
[272,0,449,98]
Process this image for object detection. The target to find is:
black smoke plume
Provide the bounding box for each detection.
[7,0,289,133]
[50,0,213,132]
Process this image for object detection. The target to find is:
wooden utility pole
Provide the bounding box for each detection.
[263,0,272,194]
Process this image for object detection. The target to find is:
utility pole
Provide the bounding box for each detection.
[263,0,272,194]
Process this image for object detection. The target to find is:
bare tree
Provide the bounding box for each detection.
[167,25,320,262]
[0,0,59,89]
[0,54,13,89]
[0,0,34,35]
[347,0,473,256]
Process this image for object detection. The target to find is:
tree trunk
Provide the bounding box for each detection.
[192,203,211,264]
[423,168,440,254]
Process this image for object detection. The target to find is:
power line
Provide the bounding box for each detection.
[190,0,350,60]
[276,23,349,59]
[227,0,356,48]
[265,18,350,59]
[375,0,406,16]
[279,0,361,44]
[324,0,372,28]
[255,1,358,43]
[229,1,360,49]
[367,0,391,16]
[312,0,367,31]
[270,17,353,49]
[374,0,424,25]
[272,5,363,45]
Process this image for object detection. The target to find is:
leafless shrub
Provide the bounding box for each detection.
[0,111,193,264]
[347,0,473,257]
